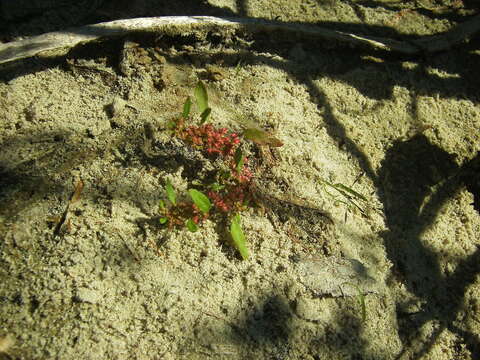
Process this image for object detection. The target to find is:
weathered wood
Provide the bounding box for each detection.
[0,15,479,65]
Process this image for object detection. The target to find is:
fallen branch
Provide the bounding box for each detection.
[0,15,479,65]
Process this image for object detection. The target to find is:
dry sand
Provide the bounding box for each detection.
[0,1,479,359]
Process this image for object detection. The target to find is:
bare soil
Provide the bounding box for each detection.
[0,1,479,359]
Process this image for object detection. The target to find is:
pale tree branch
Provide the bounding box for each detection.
[0,15,479,65]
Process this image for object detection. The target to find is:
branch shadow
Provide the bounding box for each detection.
[377,135,480,358]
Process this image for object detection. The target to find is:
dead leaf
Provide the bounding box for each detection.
[243,128,283,147]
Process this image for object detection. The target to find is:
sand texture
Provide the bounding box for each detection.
[0,1,479,359]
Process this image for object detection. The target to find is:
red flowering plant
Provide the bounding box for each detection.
[158,81,258,259]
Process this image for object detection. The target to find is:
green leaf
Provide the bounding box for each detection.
[234,148,245,173]
[159,217,168,225]
[186,219,198,232]
[210,182,225,192]
[165,180,177,205]
[159,199,166,210]
[166,119,177,130]
[230,214,249,260]
[243,128,283,147]
[182,97,192,118]
[194,80,209,114]
[219,170,231,180]
[188,189,212,214]
[199,107,211,124]
[191,179,203,187]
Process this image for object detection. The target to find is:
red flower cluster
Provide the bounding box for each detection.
[230,157,253,184]
[208,184,250,213]
[180,124,240,157]
[174,120,256,216]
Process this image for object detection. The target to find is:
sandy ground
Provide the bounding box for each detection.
[0,1,480,359]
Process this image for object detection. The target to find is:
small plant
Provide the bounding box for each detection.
[157,81,261,259]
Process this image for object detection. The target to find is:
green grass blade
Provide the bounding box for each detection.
[333,183,367,202]
[230,214,249,260]
[344,282,367,322]
[234,59,242,76]
[359,292,366,322]
[234,148,244,173]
